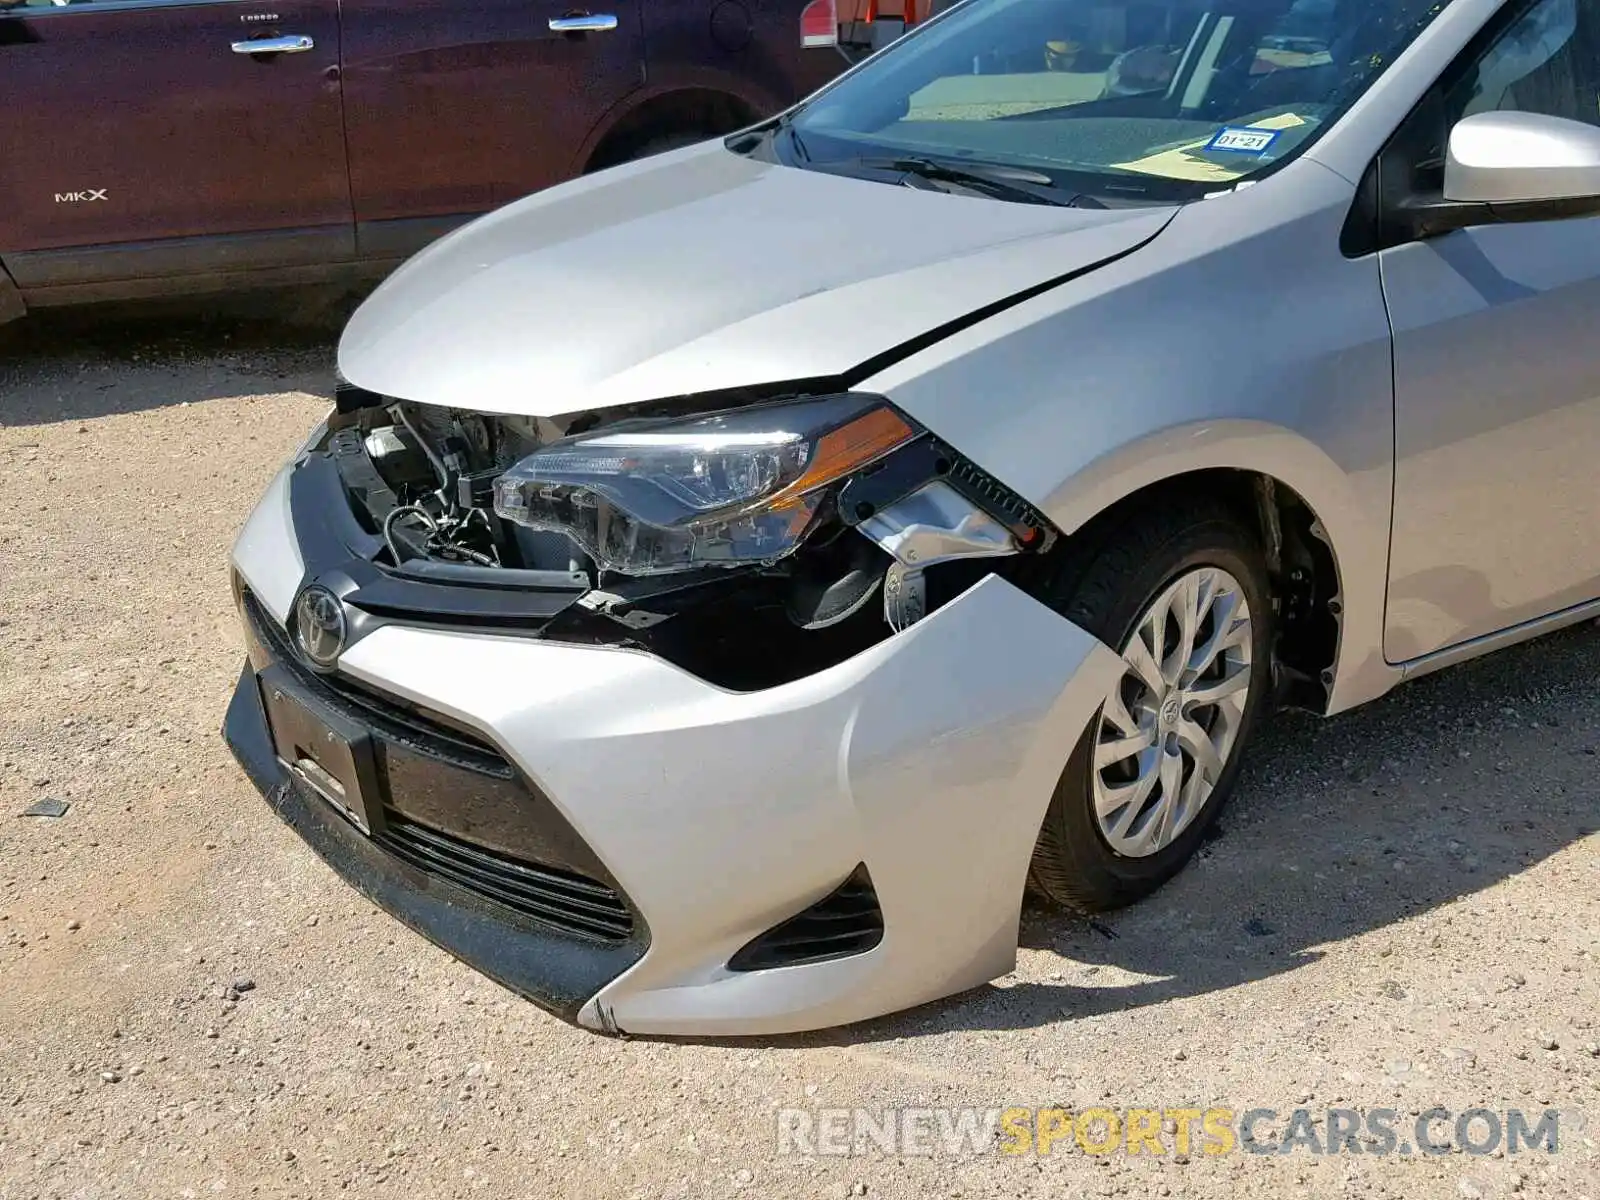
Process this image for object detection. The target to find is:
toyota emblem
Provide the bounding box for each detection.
[293,585,347,671]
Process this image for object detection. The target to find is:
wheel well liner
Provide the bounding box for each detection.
[1038,468,1343,714]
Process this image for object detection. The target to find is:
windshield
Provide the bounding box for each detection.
[782,0,1455,201]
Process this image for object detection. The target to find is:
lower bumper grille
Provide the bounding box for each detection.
[377,813,634,944]
[729,866,884,971]
[237,584,637,946]
[377,812,633,947]
[226,665,647,1021]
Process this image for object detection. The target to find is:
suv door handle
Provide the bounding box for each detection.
[548,13,618,32]
[231,34,315,54]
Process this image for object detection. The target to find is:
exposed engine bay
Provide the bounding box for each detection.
[330,400,576,576]
[313,388,1057,689]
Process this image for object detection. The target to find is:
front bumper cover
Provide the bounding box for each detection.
[224,670,646,1021]
[227,458,1121,1037]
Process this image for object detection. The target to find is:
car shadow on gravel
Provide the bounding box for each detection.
[0,291,353,425]
[686,619,1600,1048]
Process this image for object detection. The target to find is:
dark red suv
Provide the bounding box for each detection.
[0,0,846,322]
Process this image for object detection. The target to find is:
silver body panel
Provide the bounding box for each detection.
[338,145,1172,416]
[1382,213,1600,659]
[857,160,1401,711]
[232,465,301,625]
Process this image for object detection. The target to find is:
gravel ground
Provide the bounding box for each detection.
[1,306,1597,1200]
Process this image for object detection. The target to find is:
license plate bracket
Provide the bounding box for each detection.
[258,664,385,836]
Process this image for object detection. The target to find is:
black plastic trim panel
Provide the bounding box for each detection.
[356,215,473,261]
[7,225,356,289]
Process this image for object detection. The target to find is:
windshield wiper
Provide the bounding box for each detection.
[728,111,811,164]
[779,112,812,163]
[853,156,1080,206]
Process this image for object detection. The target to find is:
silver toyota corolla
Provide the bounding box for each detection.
[225,0,1600,1035]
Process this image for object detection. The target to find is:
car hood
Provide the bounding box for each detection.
[338,143,1175,417]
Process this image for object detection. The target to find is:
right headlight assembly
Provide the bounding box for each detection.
[491,394,918,576]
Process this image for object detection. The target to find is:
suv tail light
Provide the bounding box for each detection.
[800,0,838,46]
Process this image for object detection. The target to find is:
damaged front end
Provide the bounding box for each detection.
[311,383,1060,688]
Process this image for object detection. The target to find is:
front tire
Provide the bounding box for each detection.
[1028,498,1274,912]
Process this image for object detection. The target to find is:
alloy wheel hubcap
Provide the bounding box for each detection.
[1091,565,1254,858]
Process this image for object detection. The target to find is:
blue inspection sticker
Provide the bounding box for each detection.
[1204,126,1282,155]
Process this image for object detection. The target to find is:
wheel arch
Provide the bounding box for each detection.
[1033,420,1395,716]
[576,84,768,176]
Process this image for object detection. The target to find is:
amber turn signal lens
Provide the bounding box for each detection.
[787,407,916,496]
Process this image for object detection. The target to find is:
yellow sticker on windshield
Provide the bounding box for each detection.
[1239,112,1307,131]
[1111,148,1249,182]
[1112,113,1306,183]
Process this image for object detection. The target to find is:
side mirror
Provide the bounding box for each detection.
[1397,110,1600,238]
[1445,109,1600,204]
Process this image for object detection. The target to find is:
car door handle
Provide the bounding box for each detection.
[548,12,618,32]
[231,34,315,54]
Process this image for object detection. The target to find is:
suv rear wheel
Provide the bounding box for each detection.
[618,130,711,163]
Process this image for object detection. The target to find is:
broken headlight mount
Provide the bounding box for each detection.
[488,391,1057,635]
[839,434,1057,631]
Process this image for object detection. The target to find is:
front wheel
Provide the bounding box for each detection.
[1028,499,1274,912]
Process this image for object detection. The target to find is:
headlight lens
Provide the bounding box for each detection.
[492,394,916,576]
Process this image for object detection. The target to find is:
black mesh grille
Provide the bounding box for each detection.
[728,866,884,972]
[377,814,634,944]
